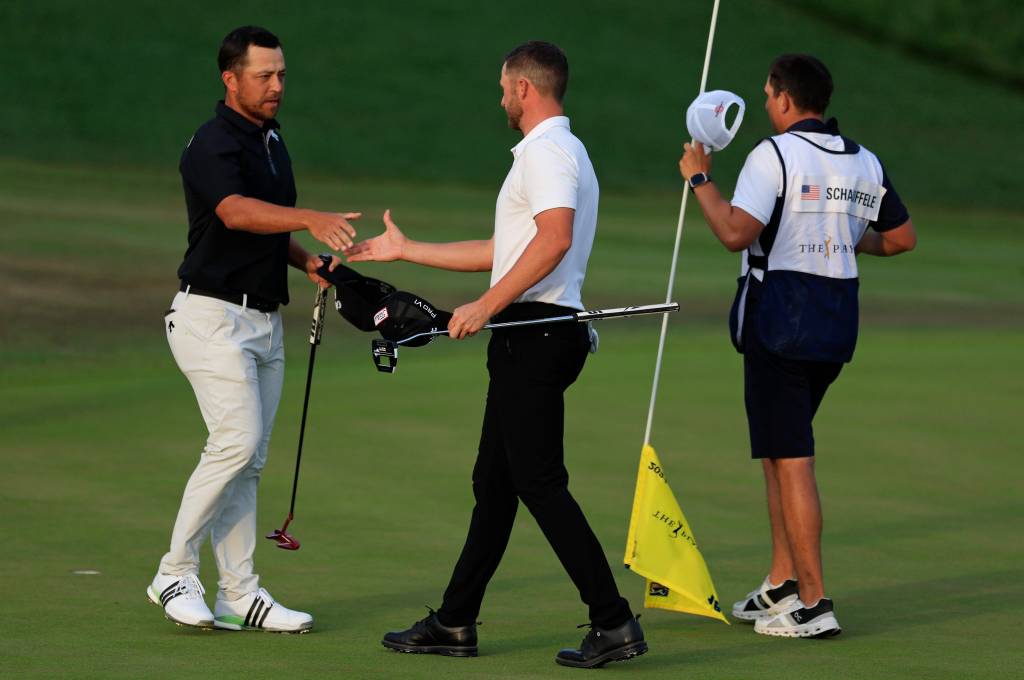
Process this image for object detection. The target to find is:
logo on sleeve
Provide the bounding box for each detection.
[374,308,389,326]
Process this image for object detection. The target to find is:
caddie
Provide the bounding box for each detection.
[679,54,917,638]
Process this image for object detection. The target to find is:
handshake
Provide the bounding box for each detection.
[304,208,405,263]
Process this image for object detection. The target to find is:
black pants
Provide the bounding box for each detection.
[436,303,632,629]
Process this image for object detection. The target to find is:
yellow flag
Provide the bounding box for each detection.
[624,445,727,622]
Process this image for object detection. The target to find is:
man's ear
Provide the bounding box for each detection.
[778,90,792,115]
[516,76,530,100]
[222,70,237,93]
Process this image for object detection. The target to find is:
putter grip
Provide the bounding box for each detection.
[310,287,327,345]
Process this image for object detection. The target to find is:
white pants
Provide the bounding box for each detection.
[159,290,285,599]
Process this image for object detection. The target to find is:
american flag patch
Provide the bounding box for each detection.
[801,184,820,200]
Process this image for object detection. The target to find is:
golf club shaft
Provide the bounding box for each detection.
[396,302,679,346]
[486,302,679,329]
[288,341,316,517]
[287,287,327,517]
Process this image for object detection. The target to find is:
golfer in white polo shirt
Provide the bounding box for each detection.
[348,40,645,669]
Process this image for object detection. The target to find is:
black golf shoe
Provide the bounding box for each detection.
[381,609,478,657]
[555,616,647,668]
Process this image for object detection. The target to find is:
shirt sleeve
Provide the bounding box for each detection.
[870,164,911,232]
[179,127,247,210]
[519,138,579,217]
[730,140,783,226]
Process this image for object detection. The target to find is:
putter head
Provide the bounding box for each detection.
[266,528,301,551]
[372,339,398,373]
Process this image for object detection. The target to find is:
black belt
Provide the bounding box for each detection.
[180,281,279,313]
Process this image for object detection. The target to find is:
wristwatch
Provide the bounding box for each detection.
[688,172,711,190]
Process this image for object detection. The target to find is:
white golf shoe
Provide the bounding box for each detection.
[147,573,214,628]
[214,587,313,633]
[732,577,800,622]
[754,597,842,638]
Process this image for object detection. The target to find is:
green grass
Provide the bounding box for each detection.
[788,0,1024,89]
[4,0,1024,207]
[1,156,1022,678]
[3,3,1024,674]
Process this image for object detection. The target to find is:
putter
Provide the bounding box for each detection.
[267,284,328,550]
[372,302,680,373]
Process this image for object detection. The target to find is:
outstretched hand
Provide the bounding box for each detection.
[346,209,407,263]
[306,211,360,251]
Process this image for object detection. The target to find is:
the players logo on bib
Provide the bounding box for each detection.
[792,175,885,222]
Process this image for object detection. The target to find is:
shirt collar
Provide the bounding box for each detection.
[786,116,840,135]
[216,100,281,134]
[511,115,570,158]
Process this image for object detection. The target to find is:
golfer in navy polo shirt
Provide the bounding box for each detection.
[679,54,917,638]
[148,25,359,633]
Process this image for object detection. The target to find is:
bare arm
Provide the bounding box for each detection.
[216,194,361,252]
[346,209,493,272]
[679,142,764,251]
[856,219,917,256]
[448,207,574,339]
[404,238,494,272]
[690,182,765,251]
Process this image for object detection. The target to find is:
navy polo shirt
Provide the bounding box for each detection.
[177,101,298,305]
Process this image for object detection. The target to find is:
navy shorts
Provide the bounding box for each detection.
[743,315,843,459]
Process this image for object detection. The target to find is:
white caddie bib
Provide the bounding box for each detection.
[729,127,889,362]
[758,132,887,280]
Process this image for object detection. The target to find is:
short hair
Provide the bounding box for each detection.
[503,41,569,102]
[768,54,833,114]
[218,26,281,73]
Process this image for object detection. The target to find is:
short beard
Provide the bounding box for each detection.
[505,103,523,131]
[236,85,275,123]
[242,100,272,123]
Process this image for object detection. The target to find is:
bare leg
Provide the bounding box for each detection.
[762,459,796,585]
[774,457,824,604]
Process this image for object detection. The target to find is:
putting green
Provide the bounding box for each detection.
[1,156,1020,678]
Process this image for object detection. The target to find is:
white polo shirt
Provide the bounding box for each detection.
[491,115,598,310]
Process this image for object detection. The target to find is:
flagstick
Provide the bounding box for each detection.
[643,0,721,447]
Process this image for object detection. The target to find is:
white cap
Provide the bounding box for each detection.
[686,90,745,154]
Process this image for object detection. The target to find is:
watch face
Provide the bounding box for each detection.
[689,172,708,188]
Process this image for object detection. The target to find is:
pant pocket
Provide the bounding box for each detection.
[180,301,229,342]
[511,326,588,387]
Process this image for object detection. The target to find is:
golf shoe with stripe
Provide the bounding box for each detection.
[147,573,214,628]
[732,577,800,622]
[755,597,841,638]
[214,587,313,633]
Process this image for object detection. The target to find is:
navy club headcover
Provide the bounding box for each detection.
[316,261,452,345]
[316,261,396,332]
